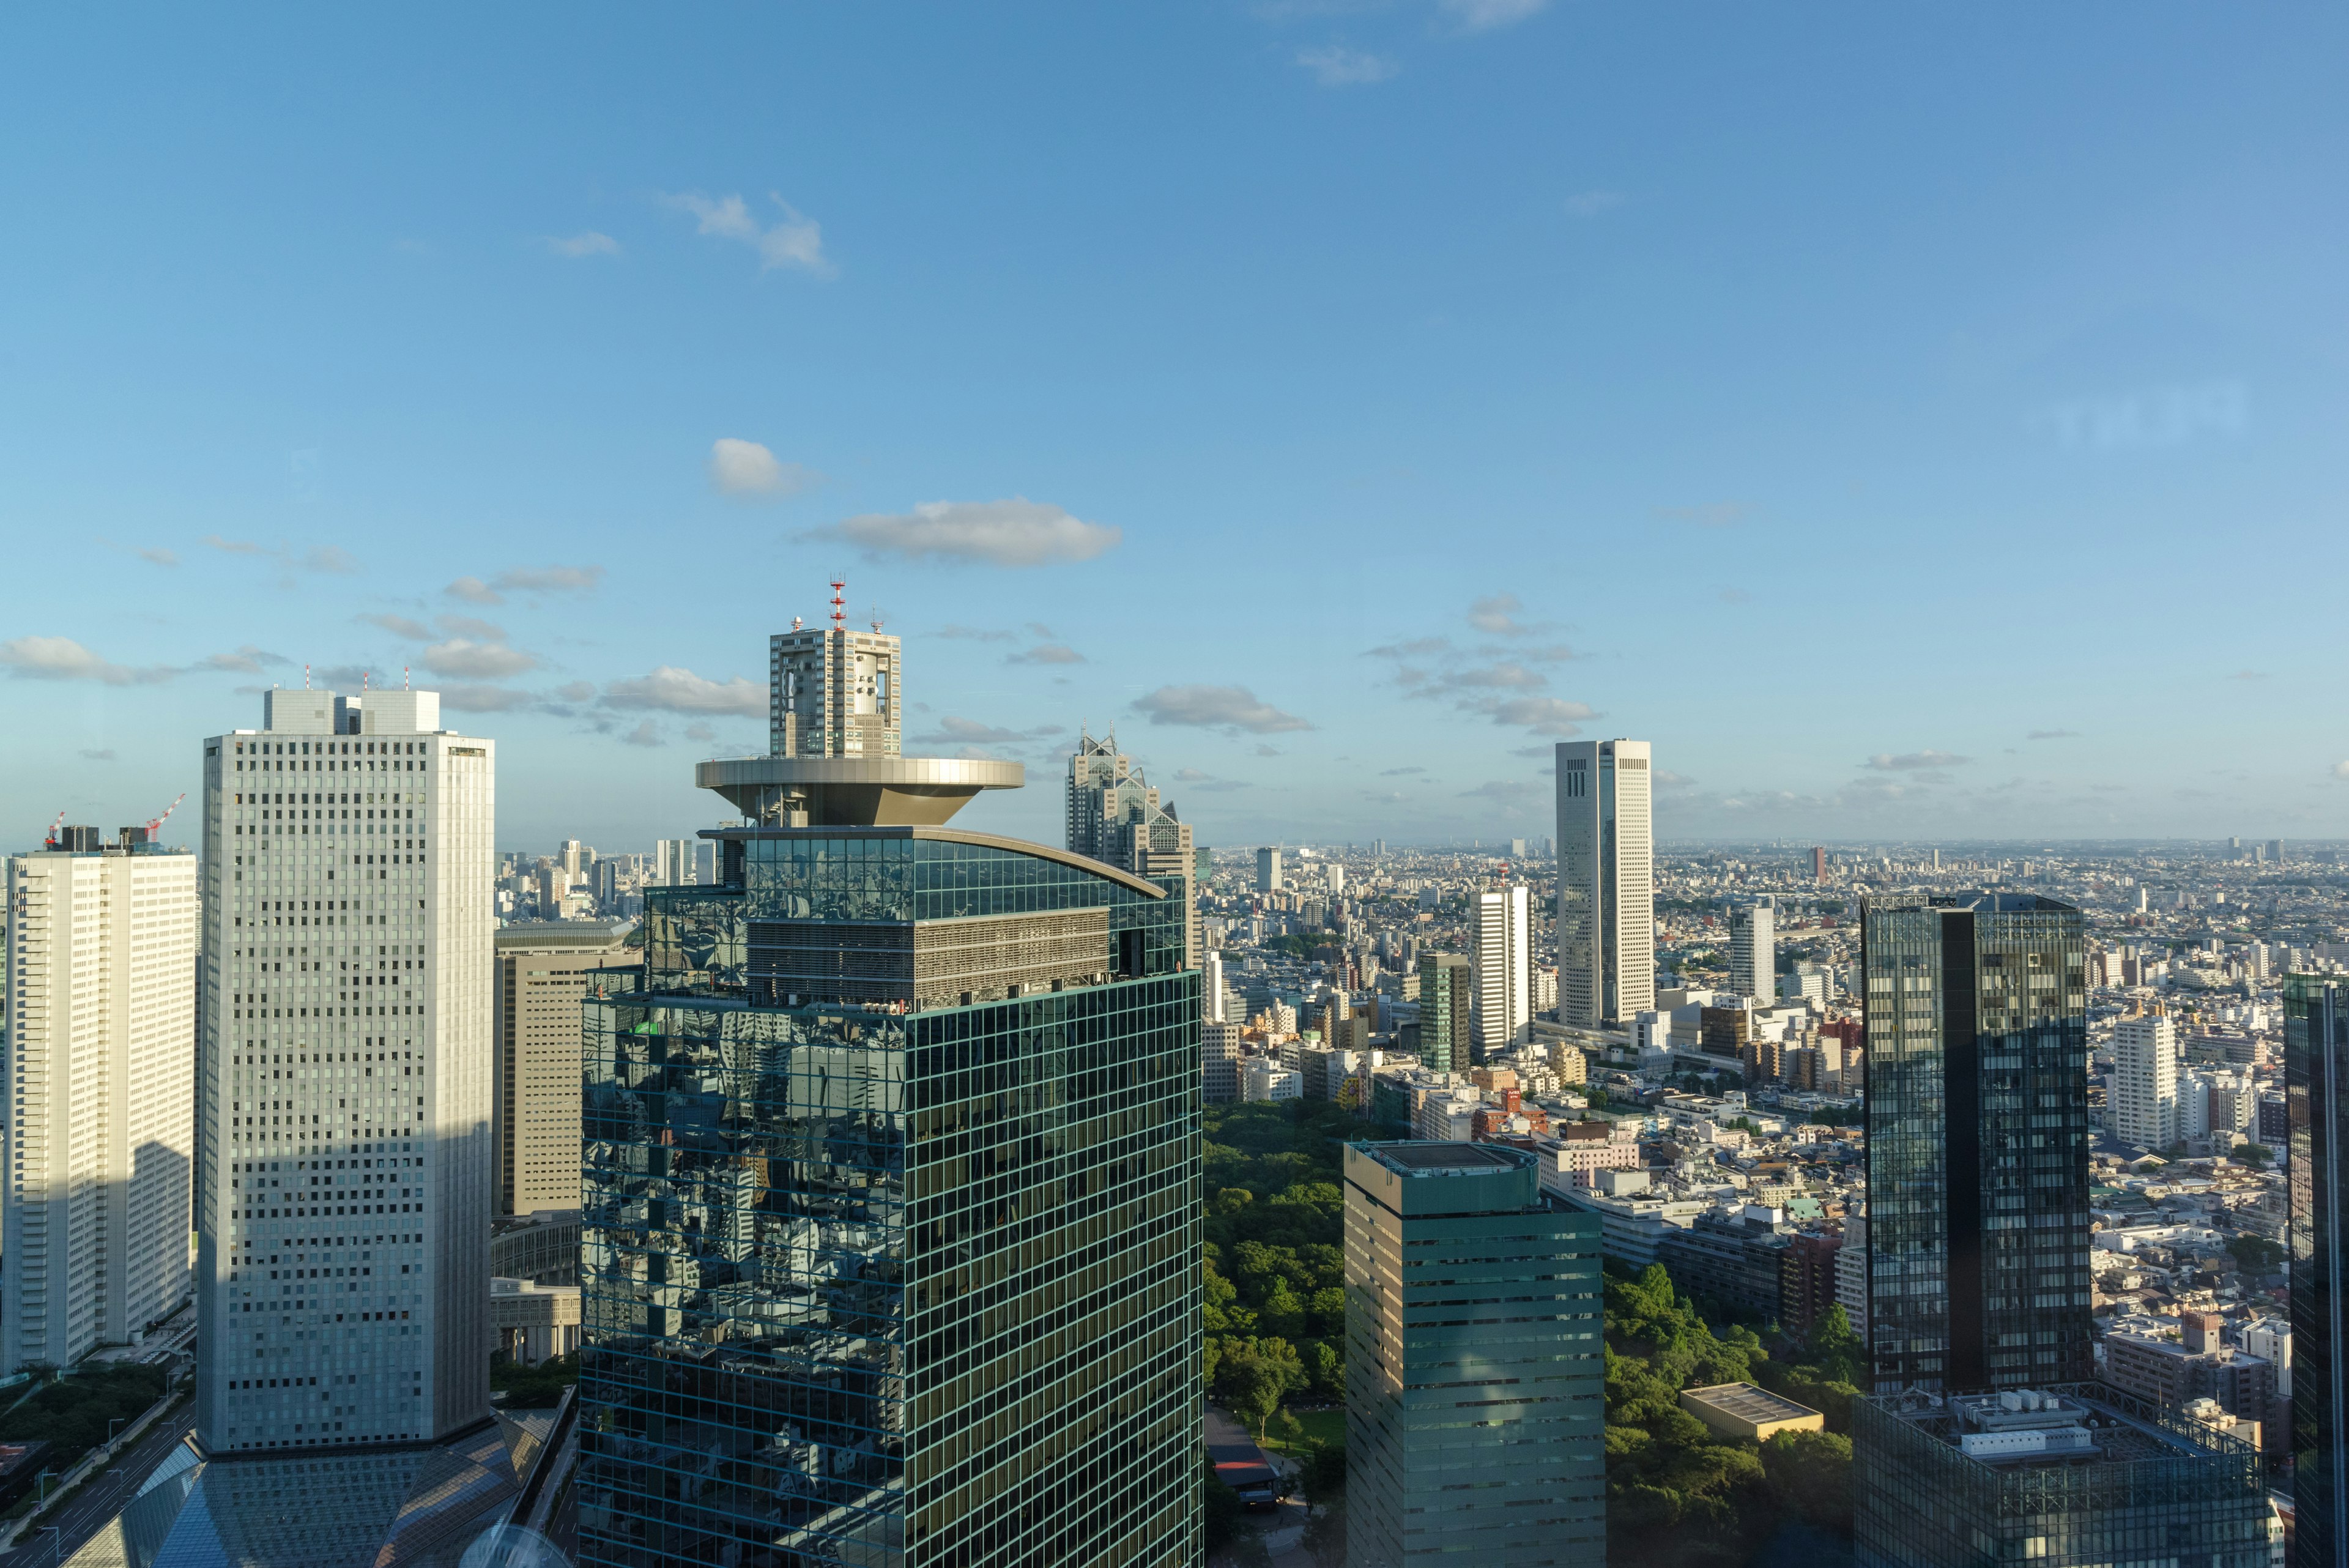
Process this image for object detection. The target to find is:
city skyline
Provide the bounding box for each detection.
[4,7,2346,853]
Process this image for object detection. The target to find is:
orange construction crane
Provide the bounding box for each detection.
[147,793,186,839]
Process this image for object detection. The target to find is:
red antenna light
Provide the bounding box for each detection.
[829,574,847,628]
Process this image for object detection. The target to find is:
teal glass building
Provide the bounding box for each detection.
[2285,973,2346,1567]
[574,811,1201,1567]
[1341,1141,1605,1567]
[1860,893,2093,1394]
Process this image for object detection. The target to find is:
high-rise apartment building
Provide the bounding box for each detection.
[492,921,626,1216]
[4,827,196,1369]
[1729,896,1775,1005]
[195,686,495,1454]
[2287,973,2348,1566]
[2111,1013,2179,1151]
[1416,953,1472,1074]
[1555,739,1653,1028]
[1860,893,2091,1394]
[1343,1142,1605,1566]
[1256,846,1283,893]
[578,620,1201,1568]
[1472,885,1531,1059]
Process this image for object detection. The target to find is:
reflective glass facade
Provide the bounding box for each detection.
[2287,973,2347,1567]
[1342,1143,1605,1567]
[576,828,1200,1568]
[1861,894,2091,1394]
[1854,1384,2269,1567]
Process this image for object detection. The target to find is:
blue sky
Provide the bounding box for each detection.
[3,4,2343,854]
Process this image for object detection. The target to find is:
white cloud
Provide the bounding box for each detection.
[1008,643,1085,666]
[2334,760,2349,781]
[302,545,360,574]
[1439,0,1548,31]
[1865,750,1972,771]
[817,498,1121,567]
[444,565,605,605]
[622,720,664,748]
[446,576,501,605]
[1564,189,1625,218]
[139,547,179,567]
[554,681,596,702]
[709,438,819,498]
[0,636,173,685]
[935,625,1017,643]
[602,666,767,716]
[1297,45,1397,85]
[1467,593,1531,635]
[684,721,716,744]
[546,231,620,258]
[1477,696,1592,734]
[437,614,507,642]
[663,190,833,276]
[198,645,289,674]
[1131,685,1312,734]
[362,613,433,641]
[919,716,1031,747]
[201,533,265,555]
[420,639,538,680]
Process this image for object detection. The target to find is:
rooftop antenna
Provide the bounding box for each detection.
[362,670,369,691]
[404,666,410,691]
[305,663,311,689]
[870,603,885,633]
[829,574,847,629]
[792,615,803,631]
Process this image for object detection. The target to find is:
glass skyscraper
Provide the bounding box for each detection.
[1342,1141,1605,1566]
[2287,973,2347,1567]
[574,617,1201,1568]
[1860,893,2092,1393]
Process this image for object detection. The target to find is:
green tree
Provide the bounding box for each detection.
[1761,1429,1853,1531]
[2227,1233,2285,1274]
[1220,1336,1308,1439]
[2235,1143,2274,1170]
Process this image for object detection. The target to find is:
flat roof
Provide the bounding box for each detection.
[1361,1142,1525,1176]
[1682,1383,1823,1425]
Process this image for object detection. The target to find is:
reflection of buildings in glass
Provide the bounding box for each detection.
[1861,893,2092,1396]
[2287,973,2347,1564]
[577,623,1201,1568]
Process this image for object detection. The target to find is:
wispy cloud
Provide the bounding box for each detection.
[1008,643,1084,666]
[2229,669,2266,682]
[420,639,538,680]
[362,613,434,641]
[1864,750,1971,771]
[1131,685,1312,735]
[139,547,179,567]
[1381,766,1425,776]
[1438,0,1548,31]
[1564,189,1624,218]
[444,565,605,606]
[2035,380,2248,452]
[813,498,1120,567]
[302,545,360,574]
[1297,45,1397,85]
[935,625,1017,643]
[0,636,176,686]
[201,533,266,556]
[545,231,620,258]
[662,190,833,276]
[2027,729,2081,741]
[198,645,290,674]
[622,720,664,748]
[603,666,766,716]
[709,437,820,498]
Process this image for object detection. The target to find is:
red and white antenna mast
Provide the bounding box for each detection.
[829,575,847,629]
[305,663,312,689]
[404,666,410,691]
[870,604,885,632]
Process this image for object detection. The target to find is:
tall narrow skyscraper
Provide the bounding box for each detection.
[1416,953,1473,1075]
[195,687,495,1454]
[1555,739,1653,1028]
[2287,972,2348,1567]
[580,617,1201,1568]
[1860,893,2091,1393]
[492,920,626,1216]
[1256,845,1283,893]
[4,826,196,1370]
[1472,885,1531,1057]
[1728,896,1775,1005]
[2110,1012,2179,1151]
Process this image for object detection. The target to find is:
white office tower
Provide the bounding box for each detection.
[1472,884,1532,1058]
[1729,897,1775,1005]
[195,686,494,1455]
[4,829,197,1370]
[1204,950,1228,1024]
[652,838,694,887]
[2110,1014,2178,1150]
[1555,738,1655,1028]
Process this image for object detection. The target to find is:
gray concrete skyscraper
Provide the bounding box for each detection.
[195,687,495,1454]
[1555,739,1653,1028]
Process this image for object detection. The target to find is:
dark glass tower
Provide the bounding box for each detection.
[574,622,1201,1568]
[1414,954,1472,1074]
[1860,893,2091,1392]
[2287,973,2347,1568]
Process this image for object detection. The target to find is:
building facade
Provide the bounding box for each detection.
[492,921,626,1216]
[1861,893,2092,1394]
[1414,953,1472,1075]
[1343,1142,1604,1567]
[1554,739,1653,1028]
[193,686,495,1454]
[4,828,197,1369]
[2287,972,2347,1567]
[1256,847,1283,893]
[767,598,900,759]
[1472,885,1531,1059]
[1728,897,1775,1005]
[2111,1012,2179,1151]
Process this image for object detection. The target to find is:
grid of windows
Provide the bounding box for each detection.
[577,827,1199,1568]
[1863,894,2091,1394]
[2286,973,2347,1566]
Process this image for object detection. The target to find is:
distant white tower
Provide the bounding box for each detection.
[1473,884,1532,1058]
[1556,739,1655,1028]
[4,827,197,1370]
[2110,1014,2178,1150]
[195,685,495,1454]
[1729,897,1776,1006]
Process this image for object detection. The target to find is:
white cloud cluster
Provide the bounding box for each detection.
[663,191,832,275]
[817,498,1121,567]
[1368,595,1592,734]
[1297,45,1397,86]
[445,565,604,605]
[710,438,818,498]
[1130,685,1312,735]
[602,666,768,716]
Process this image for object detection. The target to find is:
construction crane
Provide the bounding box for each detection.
[41,811,65,850]
[147,793,187,839]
